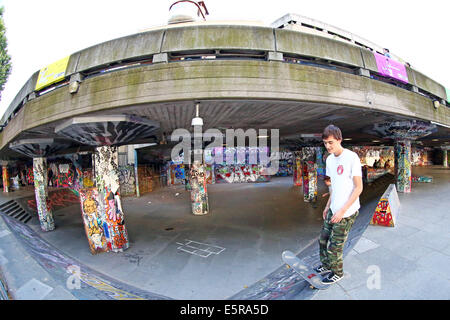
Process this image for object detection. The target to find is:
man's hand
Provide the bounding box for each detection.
[323,207,329,220]
[330,208,345,224]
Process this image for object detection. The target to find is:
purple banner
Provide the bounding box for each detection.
[374,52,409,83]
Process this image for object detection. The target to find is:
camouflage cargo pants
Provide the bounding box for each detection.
[319,208,359,277]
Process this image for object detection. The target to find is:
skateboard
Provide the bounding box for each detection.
[282,250,330,290]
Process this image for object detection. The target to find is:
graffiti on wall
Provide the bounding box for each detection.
[79,188,108,254]
[28,189,79,212]
[215,164,270,183]
[137,166,153,195]
[169,164,185,185]
[27,168,34,185]
[119,166,136,196]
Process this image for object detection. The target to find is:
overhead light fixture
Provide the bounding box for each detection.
[433,100,440,109]
[343,138,352,141]
[372,140,380,143]
[432,139,439,142]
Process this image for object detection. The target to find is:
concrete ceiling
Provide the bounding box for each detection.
[2,99,448,162]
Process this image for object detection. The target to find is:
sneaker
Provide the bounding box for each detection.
[314,265,331,274]
[321,272,343,284]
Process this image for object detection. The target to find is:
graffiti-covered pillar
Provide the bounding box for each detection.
[301,147,317,202]
[190,161,209,215]
[293,151,302,186]
[394,140,412,193]
[93,146,129,252]
[371,120,437,193]
[2,163,9,193]
[190,103,209,215]
[33,157,55,231]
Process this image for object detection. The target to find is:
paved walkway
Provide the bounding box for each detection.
[0,166,448,300]
[312,166,450,300]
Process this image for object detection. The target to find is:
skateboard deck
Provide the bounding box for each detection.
[282,250,330,290]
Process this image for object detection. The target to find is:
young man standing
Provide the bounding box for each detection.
[315,124,363,284]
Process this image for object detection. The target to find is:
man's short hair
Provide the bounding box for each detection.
[322,124,342,141]
[324,175,331,181]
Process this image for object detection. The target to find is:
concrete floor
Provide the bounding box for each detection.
[23,177,329,299]
[312,166,450,300]
[2,166,448,300]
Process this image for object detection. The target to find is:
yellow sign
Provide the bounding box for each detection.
[35,56,70,91]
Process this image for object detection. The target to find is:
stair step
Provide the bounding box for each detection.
[18,213,30,222]
[0,200,32,224]
[15,211,27,221]
[0,200,15,210]
[7,207,22,217]
[3,204,20,214]
[22,216,32,224]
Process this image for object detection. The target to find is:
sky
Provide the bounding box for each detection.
[0,0,449,117]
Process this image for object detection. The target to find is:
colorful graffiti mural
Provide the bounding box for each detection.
[33,157,55,231]
[28,189,79,212]
[215,164,270,183]
[2,166,9,192]
[79,188,108,254]
[190,162,209,215]
[371,184,400,227]
[411,176,433,183]
[27,167,34,185]
[169,164,185,185]
[93,146,129,252]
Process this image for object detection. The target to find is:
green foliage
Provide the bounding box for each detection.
[0,6,12,101]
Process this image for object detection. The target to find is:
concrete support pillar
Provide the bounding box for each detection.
[190,104,209,215]
[443,149,448,168]
[93,146,129,252]
[394,140,412,193]
[133,149,140,198]
[293,151,302,186]
[190,161,209,215]
[33,157,55,231]
[301,147,318,202]
[2,164,9,193]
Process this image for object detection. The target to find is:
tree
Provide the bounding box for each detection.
[0,6,11,101]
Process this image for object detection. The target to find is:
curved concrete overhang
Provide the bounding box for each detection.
[1,23,449,160]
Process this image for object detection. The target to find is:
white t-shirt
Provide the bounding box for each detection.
[326,148,362,218]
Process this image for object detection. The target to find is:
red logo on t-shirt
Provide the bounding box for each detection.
[337,165,344,175]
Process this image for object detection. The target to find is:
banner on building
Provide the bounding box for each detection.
[35,56,70,91]
[373,52,408,83]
